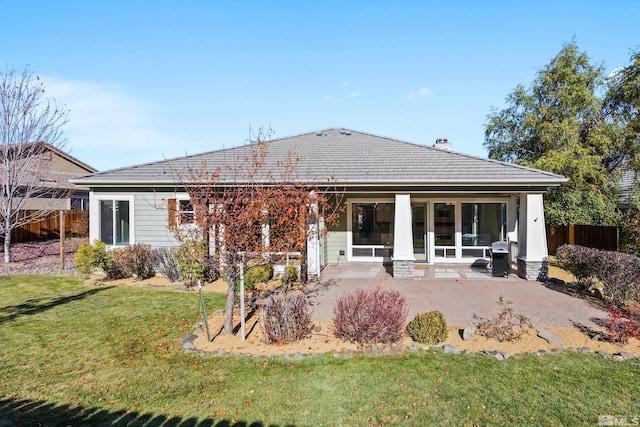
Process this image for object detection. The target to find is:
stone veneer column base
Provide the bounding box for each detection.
[517,257,544,281]
[393,259,414,279]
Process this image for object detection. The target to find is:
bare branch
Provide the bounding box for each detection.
[0,66,70,262]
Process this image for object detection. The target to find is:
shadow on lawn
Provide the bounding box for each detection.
[0,286,114,325]
[0,396,292,427]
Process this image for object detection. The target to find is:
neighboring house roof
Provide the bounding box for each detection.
[15,142,98,191]
[3,141,97,190]
[71,128,567,190]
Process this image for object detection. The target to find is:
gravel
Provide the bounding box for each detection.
[0,238,87,275]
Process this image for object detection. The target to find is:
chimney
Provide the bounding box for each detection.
[433,137,452,151]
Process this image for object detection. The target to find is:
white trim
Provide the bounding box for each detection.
[89,192,135,247]
[345,196,513,265]
[346,198,394,263]
[429,197,511,264]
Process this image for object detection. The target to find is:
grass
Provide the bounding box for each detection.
[1,276,640,426]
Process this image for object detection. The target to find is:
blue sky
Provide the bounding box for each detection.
[1,1,638,171]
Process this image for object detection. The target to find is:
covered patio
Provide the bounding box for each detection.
[311,264,607,329]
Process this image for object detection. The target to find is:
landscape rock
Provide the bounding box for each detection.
[591,333,603,341]
[615,352,634,360]
[181,334,197,344]
[182,342,196,350]
[536,350,548,356]
[443,345,459,354]
[578,347,592,353]
[494,353,505,361]
[546,277,565,286]
[462,326,477,341]
[596,351,608,358]
[537,329,565,346]
[612,354,625,361]
[620,352,634,360]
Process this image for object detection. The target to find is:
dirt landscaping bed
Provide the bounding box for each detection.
[0,238,87,275]
[191,307,640,358]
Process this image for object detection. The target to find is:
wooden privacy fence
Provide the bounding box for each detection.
[2,210,89,244]
[546,224,619,255]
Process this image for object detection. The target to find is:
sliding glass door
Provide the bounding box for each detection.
[100,200,130,246]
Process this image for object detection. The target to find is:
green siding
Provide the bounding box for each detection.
[324,209,348,264]
[134,193,179,248]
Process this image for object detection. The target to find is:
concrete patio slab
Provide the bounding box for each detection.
[311,264,607,329]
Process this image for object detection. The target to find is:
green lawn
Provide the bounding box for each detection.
[1,276,639,426]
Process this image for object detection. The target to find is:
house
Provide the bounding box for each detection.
[70,128,567,280]
[619,167,638,209]
[6,141,97,210]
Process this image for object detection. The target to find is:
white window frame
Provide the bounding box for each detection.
[89,192,135,247]
[347,198,395,262]
[173,193,197,228]
[428,197,511,263]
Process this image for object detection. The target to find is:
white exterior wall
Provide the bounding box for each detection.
[517,192,548,262]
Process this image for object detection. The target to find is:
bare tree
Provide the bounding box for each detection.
[169,129,344,335]
[0,66,69,262]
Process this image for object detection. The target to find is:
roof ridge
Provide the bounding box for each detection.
[312,128,567,180]
[71,127,568,185]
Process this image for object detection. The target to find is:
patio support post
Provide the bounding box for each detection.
[392,194,415,278]
[306,195,320,277]
[517,193,548,280]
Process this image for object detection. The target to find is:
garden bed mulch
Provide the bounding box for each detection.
[0,238,87,275]
[82,266,640,358]
[193,309,640,357]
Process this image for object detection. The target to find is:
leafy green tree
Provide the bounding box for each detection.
[485,42,640,225]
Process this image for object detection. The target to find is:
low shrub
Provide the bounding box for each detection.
[175,239,207,287]
[281,265,298,285]
[262,292,313,344]
[74,242,97,274]
[476,296,532,342]
[555,244,600,288]
[238,264,273,290]
[407,311,448,344]
[605,308,640,343]
[595,251,640,306]
[106,249,130,280]
[333,287,408,344]
[151,247,180,282]
[556,244,640,306]
[119,243,155,281]
[73,240,120,278]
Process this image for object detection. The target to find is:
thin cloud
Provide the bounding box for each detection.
[43,76,182,169]
[403,87,434,101]
[324,95,333,101]
[347,91,361,99]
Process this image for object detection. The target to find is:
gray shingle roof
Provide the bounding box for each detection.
[71,128,567,188]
